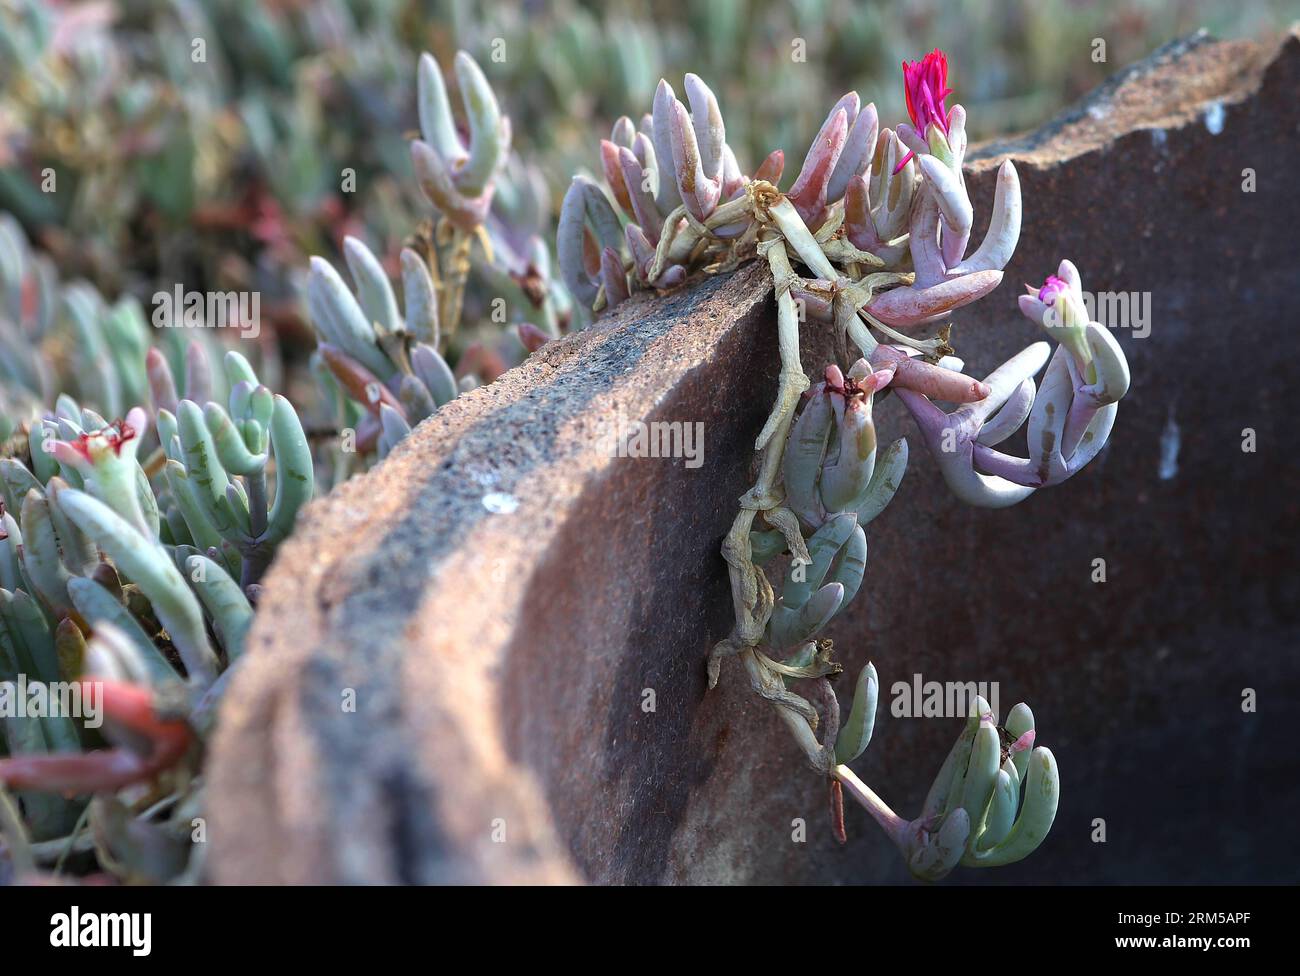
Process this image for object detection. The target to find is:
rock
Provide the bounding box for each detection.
[209,28,1300,883]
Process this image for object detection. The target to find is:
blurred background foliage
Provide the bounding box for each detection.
[1,0,1294,350]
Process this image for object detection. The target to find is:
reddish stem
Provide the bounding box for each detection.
[0,681,192,795]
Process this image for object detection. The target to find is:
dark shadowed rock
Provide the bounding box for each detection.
[208,28,1300,884]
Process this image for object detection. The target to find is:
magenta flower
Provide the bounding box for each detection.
[1037,274,1068,306]
[897,49,952,171]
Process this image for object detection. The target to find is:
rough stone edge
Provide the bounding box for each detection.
[967,26,1297,170]
[207,264,773,882]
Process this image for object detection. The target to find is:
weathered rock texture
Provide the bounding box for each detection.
[209,28,1300,884]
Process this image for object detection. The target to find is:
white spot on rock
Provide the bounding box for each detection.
[481,492,519,514]
[1158,409,1180,481]
[1204,102,1225,135]
[1150,127,1167,150]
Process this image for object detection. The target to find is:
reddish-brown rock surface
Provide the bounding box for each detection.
[208,28,1300,884]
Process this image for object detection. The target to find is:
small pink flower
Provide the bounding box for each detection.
[897,49,952,172]
[1037,274,1068,306]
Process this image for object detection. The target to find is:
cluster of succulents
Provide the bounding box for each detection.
[0,35,578,877]
[563,49,1130,879]
[1,0,1149,883]
[1,34,575,879]
[307,234,458,461]
[0,361,312,879]
[1,213,261,446]
[0,0,410,289]
[0,226,312,881]
[304,48,570,460]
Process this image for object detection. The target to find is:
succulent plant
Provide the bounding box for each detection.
[0,332,311,879]
[837,692,1059,879]
[563,49,1130,880]
[305,234,458,459]
[2,3,1166,884]
[304,48,575,461]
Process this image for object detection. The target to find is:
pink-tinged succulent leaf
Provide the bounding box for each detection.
[973,342,1053,423]
[847,360,898,395]
[720,143,744,198]
[788,107,848,229]
[867,269,1002,328]
[753,149,785,185]
[1010,728,1036,755]
[969,441,1039,484]
[600,247,629,308]
[354,413,381,453]
[975,377,1036,446]
[558,180,598,306]
[416,52,466,167]
[601,139,634,216]
[581,228,601,277]
[319,343,407,421]
[652,265,686,289]
[827,102,879,204]
[618,146,664,242]
[907,189,948,288]
[870,130,915,243]
[1018,291,1047,327]
[558,176,623,308]
[943,223,970,272]
[516,322,551,353]
[411,139,494,231]
[145,348,178,418]
[873,345,990,403]
[668,97,720,222]
[651,79,683,212]
[843,175,881,252]
[951,160,1021,275]
[825,90,861,127]
[895,122,929,160]
[451,51,505,196]
[917,155,972,265]
[895,343,1050,508]
[610,115,637,149]
[947,104,969,159]
[184,341,211,408]
[632,132,660,196]
[683,73,726,183]
[625,223,656,276]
